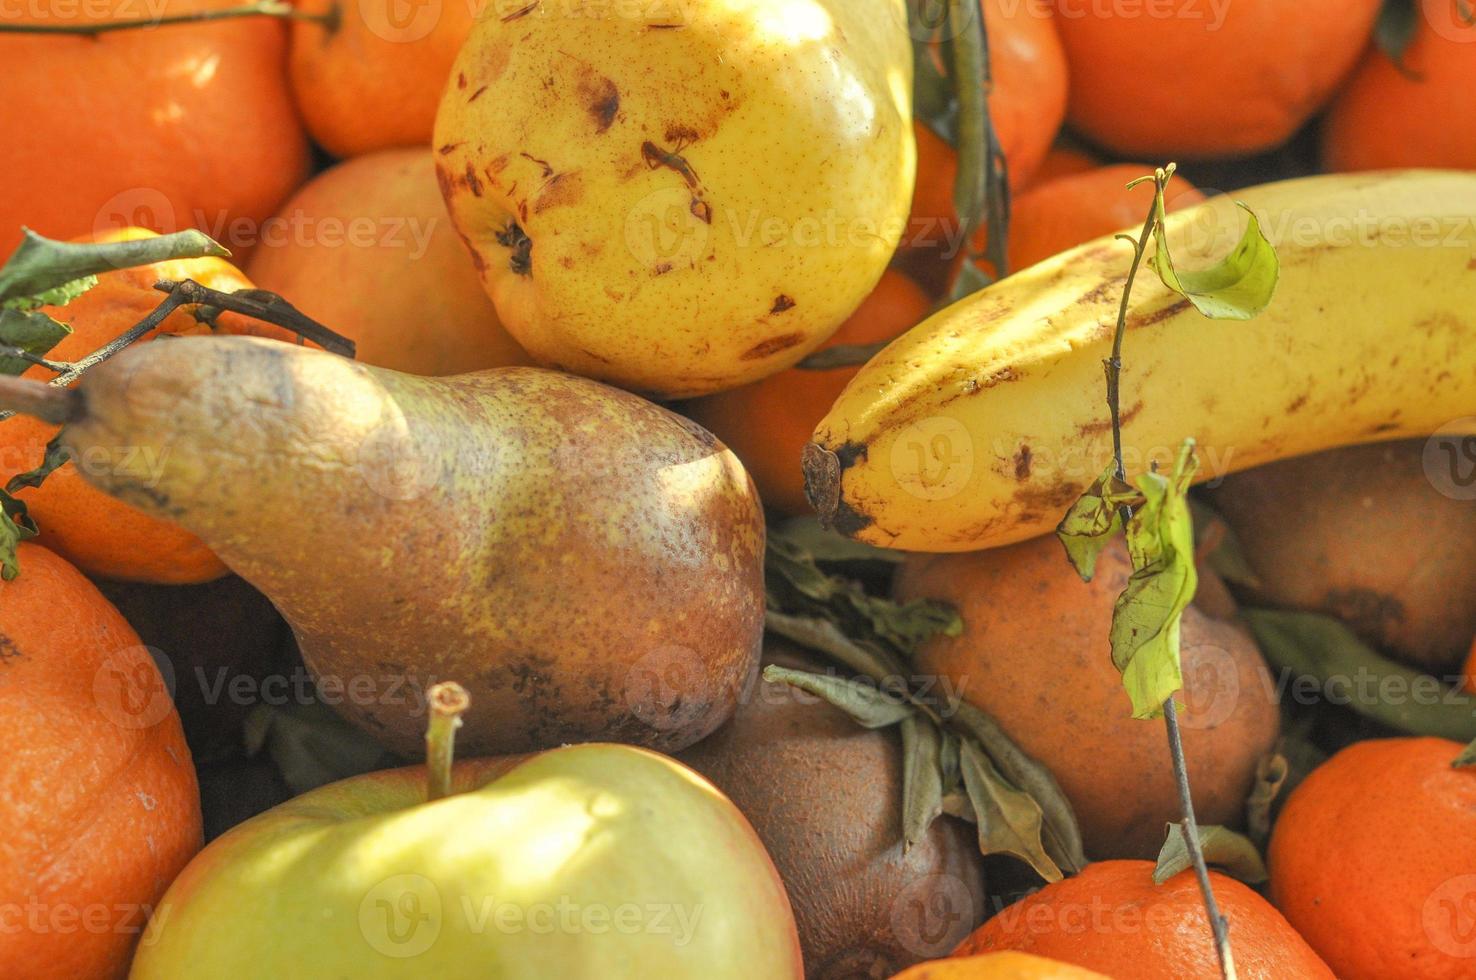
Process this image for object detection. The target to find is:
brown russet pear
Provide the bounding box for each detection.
[29,335,765,757]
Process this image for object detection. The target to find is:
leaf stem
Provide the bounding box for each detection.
[155,280,357,358]
[425,682,470,803]
[0,0,334,35]
[1106,165,1236,980]
[946,0,1010,282]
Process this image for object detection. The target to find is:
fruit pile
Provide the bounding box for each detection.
[0,1,1473,978]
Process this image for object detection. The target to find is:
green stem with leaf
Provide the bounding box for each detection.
[1101,165,1235,980]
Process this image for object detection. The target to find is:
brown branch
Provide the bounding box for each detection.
[155,280,357,358]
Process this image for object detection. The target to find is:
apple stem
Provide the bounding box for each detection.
[425,682,470,803]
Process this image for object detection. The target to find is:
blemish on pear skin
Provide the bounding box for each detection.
[464,163,484,198]
[770,294,795,314]
[497,222,533,276]
[436,142,463,156]
[741,333,805,360]
[456,72,467,90]
[1014,445,1032,480]
[520,152,554,178]
[468,85,488,104]
[583,77,620,133]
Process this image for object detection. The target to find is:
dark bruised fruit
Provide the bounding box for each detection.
[894,535,1281,860]
[678,642,988,980]
[45,334,766,758]
[1203,440,1476,673]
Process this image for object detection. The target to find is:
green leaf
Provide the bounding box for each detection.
[1374,0,1421,74]
[900,714,946,850]
[1244,607,1476,742]
[1151,201,1279,320]
[1454,739,1476,769]
[761,664,915,729]
[1245,751,1289,848]
[774,517,905,568]
[5,434,70,494]
[0,489,38,580]
[0,308,72,375]
[1111,441,1200,719]
[765,533,961,657]
[948,258,995,303]
[1056,460,1140,581]
[957,739,1062,882]
[1154,824,1267,885]
[3,275,97,313]
[0,228,227,309]
[243,701,402,795]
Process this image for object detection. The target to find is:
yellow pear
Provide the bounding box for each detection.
[433,0,915,398]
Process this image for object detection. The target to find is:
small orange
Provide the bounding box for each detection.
[1269,737,1476,980]
[0,229,293,584]
[994,164,1206,273]
[1322,0,1476,170]
[287,0,484,158]
[890,951,1110,978]
[908,0,1069,250]
[247,148,531,375]
[957,861,1334,979]
[0,543,202,980]
[0,0,310,258]
[1052,0,1382,156]
[684,269,931,515]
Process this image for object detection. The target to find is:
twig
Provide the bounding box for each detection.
[425,682,470,803]
[1107,166,1236,980]
[155,280,356,358]
[0,0,333,35]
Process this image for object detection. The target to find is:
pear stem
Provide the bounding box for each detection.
[0,0,334,35]
[155,280,356,358]
[425,682,470,803]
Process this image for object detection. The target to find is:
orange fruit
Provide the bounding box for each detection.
[1269,737,1476,979]
[288,0,483,158]
[994,164,1206,273]
[0,543,202,980]
[890,951,1111,978]
[0,229,292,584]
[1323,0,1476,170]
[908,0,1069,250]
[247,148,531,376]
[1052,0,1382,156]
[1024,146,1099,188]
[0,0,309,258]
[958,861,1334,979]
[685,269,931,515]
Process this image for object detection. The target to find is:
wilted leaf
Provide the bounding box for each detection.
[1244,607,1476,742]
[1151,201,1279,320]
[900,714,946,849]
[1155,824,1267,885]
[765,534,961,656]
[1189,497,1262,588]
[244,701,402,795]
[774,517,905,568]
[5,433,70,494]
[1245,752,1289,847]
[1056,460,1140,581]
[1454,738,1476,769]
[762,664,915,729]
[765,610,905,681]
[1111,441,1199,719]
[951,702,1086,875]
[0,308,71,375]
[0,228,227,309]
[0,488,37,580]
[957,740,1062,882]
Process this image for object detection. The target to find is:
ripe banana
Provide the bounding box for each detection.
[804,170,1476,552]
